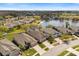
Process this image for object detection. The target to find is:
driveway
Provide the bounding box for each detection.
[43,41,54,49]
[33,45,46,55]
[54,38,63,44]
[42,39,79,56]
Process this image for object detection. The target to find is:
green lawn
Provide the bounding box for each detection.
[67,53,76,56]
[73,45,79,51]
[35,53,40,56]
[44,48,49,51]
[47,37,56,44]
[5,33,16,41]
[76,48,79,51]
[22,48,37,56]
[72,45,79,49]
[58,51,69,56]
[59,34,74,41]
[5,29,25,41]
[38,43,46,48]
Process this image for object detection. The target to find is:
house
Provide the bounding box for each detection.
[0,39,20,56]
[54,26,72,34]
[13,33,37,49]
[69,26,79,34]
[40,28,61,38]
[5,23,16,28]
[27,27,48,43]
[74,32,79,37]
[70,26,79,32]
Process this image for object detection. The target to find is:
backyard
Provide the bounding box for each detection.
[22,48,37,56]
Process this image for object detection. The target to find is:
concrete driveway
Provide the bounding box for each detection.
[43,41,54,49]
[54,38,63,44]
[33,45,46,55]
[42,39,79,56]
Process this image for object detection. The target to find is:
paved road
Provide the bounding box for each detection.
[42,39,79,56]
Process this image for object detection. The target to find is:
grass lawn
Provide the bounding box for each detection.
[76,48,79,51]
[35,53,40,56]
[47,37,56,44]
[44,48,49,51]
[22,48,37,56]
[58,51,69,56]
[74,46,79,51]
[59,34,74,41]
[67,53,76,56]
[38,43,46,48]
[5,29,25,41]
[72,45,79,49]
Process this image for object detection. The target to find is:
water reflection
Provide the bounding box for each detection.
[40,19,79,27]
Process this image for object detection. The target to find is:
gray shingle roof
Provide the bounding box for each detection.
[27,27,47,42]
[13,33,37,47]
[0,39,20,56]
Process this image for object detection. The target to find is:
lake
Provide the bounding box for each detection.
[40,19,79,27]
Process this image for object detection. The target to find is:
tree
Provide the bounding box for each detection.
[5,15,13,19]
[34,16,41,20]
[0,32,3,38]
[0,26,9,32]
[0,16,4,20]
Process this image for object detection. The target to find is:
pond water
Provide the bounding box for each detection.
[40,19,79,27]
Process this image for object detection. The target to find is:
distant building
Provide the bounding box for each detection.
[69,26,79,34]
[55,26,71,34]
[0,39,20,56]
[40,28,61,38]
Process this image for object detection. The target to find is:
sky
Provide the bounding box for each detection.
[0,3,79,10]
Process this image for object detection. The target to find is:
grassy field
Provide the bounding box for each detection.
[5,29,25,41]
[67,53,76,56]
[35,53,40,56]
[72,45,79,51]
[38,43,46,48]
[58,51,69,56]
[22,48,37,56]
[47,37,56,44]
[72,45,79,49]
[59,34,74,41]
[76,48,79,51]
[44,48,49,51]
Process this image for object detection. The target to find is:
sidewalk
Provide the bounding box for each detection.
[67,47,79,56]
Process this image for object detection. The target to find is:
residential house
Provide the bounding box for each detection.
[70,26,79,34]
[0,39,20,56]
[54,26,72,34]
[27,27,48,43]
[40,28,61,38]
[13,33,37,49]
